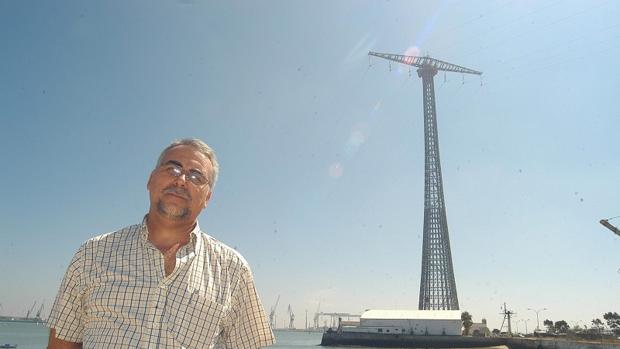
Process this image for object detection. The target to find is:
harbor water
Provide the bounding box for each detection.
[0,322,48,349]
[0,323,332,349]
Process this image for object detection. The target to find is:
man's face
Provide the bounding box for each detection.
[147,145,213,223]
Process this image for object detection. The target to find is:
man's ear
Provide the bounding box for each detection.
[147,172,154,191]
[204,191,212,208]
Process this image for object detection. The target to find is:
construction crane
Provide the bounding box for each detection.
[600,217,620,237]
[369,51,481,311]
[287,304,295,329]
[269,295,280,329]
[318,312,361,328]
[313,302,321,329]
[36,302,45,319]
[26,301,37,318]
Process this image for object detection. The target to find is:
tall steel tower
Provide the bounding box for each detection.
[369,51,481,310]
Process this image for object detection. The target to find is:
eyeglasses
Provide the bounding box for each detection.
[161,162,209,187]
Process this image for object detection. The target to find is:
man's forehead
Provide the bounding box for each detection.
[162,145,212,170]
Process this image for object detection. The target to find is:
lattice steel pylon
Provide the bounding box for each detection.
[369,51,481,310]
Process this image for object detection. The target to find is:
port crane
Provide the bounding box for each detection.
[269,295,280,329]
[317,312,361,328]
[287,304,295,329]
[36,302,45,319]
[25,301,37,318]
[313,302,321,329]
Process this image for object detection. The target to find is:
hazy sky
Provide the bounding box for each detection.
[1,0,618,331]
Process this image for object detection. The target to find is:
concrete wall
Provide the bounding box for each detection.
[322,332,620,349]
[356,318,461,335]
[506,338,620,349]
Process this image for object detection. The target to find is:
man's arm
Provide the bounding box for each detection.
[48,244,87,346]
[221,266,275,348]
[48,328,83,349]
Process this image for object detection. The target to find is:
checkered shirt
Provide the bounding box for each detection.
[47,220,275,349]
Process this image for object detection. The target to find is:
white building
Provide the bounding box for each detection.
[341,310,462,336]
[469,318,490,337]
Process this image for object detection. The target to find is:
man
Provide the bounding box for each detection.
[47,138,275,349]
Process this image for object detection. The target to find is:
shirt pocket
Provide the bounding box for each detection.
[168,291,226,348]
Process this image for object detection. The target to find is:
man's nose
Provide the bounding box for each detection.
[173,173,189,185]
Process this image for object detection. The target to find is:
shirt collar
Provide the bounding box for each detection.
[139,214,201,252]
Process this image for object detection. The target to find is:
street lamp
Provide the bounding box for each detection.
[523,319,530,335]
[515,320,520,334]
[527,307,547,331]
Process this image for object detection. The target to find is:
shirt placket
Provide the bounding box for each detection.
[142,243,169,349]
[143,237,196,349]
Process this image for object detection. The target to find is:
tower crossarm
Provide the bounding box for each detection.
[369,51,482,75]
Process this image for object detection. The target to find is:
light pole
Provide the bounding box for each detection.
[528,308,547,331]
[515,320,520,334]
[524,319,530,335]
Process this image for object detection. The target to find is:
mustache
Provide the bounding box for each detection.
[163,186,191,200]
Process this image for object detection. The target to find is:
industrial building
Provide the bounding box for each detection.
[340,310,462,336]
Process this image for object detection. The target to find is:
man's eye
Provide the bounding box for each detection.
[167,166,182,176]
[189,173,205,183]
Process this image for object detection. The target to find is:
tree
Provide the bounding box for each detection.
[554,320,569,334]
[603,312,620,335]
[461,311,474,335]
[543,319,554,332]
[592,318,604,331]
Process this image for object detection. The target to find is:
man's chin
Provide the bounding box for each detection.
[157,202,190,220]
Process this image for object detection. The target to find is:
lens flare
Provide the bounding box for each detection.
[373,100,382,111]
[349,130,366,147]
[328,162,343,178]
[344,122,369,155]
[404,46,420,58]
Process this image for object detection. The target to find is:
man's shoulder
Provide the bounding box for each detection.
[81,223,142,250]
[197,231,251,270]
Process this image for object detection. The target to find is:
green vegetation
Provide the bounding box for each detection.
[535,311,619,339]
[554,320,569,334]
[543,319,554,332]
[461,311,473,335]
[603,312,620,335]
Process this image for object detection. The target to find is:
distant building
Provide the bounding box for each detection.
[339,310,462,336]
[469,318,491,337]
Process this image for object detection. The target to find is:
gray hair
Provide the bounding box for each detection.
[155,138,219,189]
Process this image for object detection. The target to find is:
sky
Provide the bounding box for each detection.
[0,0,618,332]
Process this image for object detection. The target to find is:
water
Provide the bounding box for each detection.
[0,322,49,349]
[271,330,325,347]
[0,324,327,348]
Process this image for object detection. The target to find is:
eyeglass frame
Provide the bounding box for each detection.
[158,160,210,187]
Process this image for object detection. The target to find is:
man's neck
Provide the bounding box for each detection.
[146,212,195,250]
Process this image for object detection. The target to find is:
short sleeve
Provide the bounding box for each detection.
[47,243,87,342]
[220,267,275,349]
